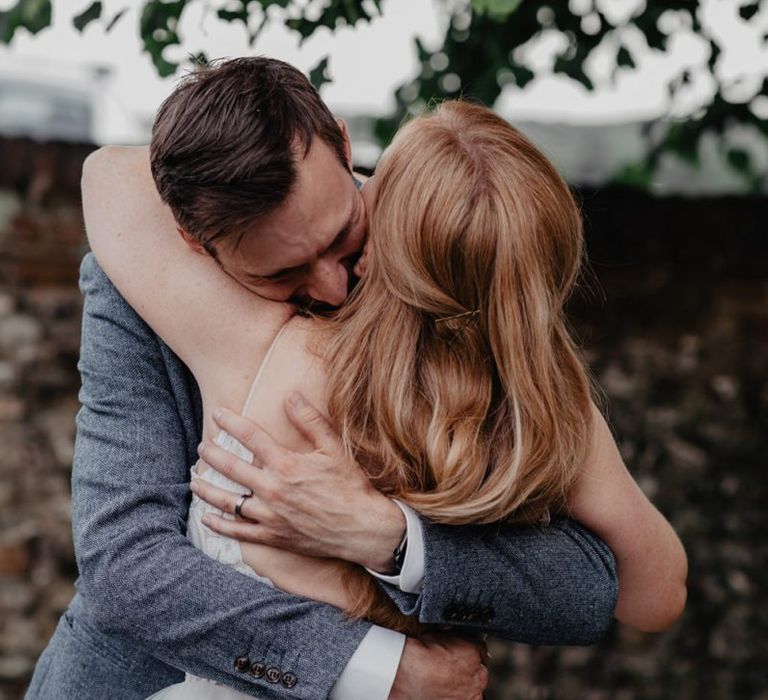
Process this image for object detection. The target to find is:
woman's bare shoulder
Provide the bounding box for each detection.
[235,315,333,447]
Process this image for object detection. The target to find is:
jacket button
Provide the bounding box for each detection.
[266,667,281,683]
[234,656,250,673]
[250,661,265,678]
[281,671,298,689]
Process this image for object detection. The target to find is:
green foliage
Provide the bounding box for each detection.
[56,1,381,83]
[470,0,522,21]
[73,2,101,33]
[309,56,331,90]
[286,0,381,41]
[376,0,766,190]
[739,2,760,21]
[2,0,766,191]
[0,0,51,43]
[616,45,635,69]
[612,161,654,191]
[140,0,186,78]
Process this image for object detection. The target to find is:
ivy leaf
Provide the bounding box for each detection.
[471,0,523,21]
[739,2,759,21]
[726,147,750,175]
[611,161,654,190]
[0,0,52,44]
[309,56,331,90]
[510,64,535,88]
[287,0,383,44]
[553,55,594,91]
[105,7,128,32]
[617,45,635,68]
[140,0,187,78]
[217,2,248,25]
[218,0,270,45]
[189,51,209,69]
[665,122,701,167]
[73,2,102,32]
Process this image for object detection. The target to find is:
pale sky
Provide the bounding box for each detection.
[0,0,765,143]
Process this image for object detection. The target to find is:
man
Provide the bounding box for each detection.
[27,57,618,700]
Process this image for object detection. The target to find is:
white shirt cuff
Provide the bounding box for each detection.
[329,625,405,700]
[365,499,425,594]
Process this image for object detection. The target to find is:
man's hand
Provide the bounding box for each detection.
[389,635,489,700]
[193,393,406,571]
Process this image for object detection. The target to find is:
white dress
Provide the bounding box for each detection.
[147,328,287,700]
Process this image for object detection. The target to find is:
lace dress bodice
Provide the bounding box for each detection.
[146,326,288,699]
[187,432,274,586]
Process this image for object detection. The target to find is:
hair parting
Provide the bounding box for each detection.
[323,101,597,630]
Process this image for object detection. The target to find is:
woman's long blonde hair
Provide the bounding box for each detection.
[325,100,597,631]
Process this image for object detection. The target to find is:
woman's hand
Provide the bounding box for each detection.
[193,392,407,572]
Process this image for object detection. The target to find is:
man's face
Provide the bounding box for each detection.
[211,136,368,309]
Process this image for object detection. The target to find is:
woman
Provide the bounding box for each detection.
[83,100,687,697]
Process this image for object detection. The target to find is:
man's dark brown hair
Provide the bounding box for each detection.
[150,56,349,253]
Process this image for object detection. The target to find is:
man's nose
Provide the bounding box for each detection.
[306,259,350,307]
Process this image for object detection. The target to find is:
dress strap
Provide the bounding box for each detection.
[239,323,289,417]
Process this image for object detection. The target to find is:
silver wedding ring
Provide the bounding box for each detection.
[235,492,253,518]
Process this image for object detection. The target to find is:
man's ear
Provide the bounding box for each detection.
[336,118,354,171]
[177,227,207,255]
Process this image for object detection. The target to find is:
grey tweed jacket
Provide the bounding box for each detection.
[27,254,617,700]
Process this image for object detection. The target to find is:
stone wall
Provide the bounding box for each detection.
[0,137,92,699]
[0,137,766,699]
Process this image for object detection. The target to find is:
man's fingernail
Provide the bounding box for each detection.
[190,480,199,494]
[197,442,207,456]
[213,408,223,421]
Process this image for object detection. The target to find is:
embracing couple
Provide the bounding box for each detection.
[27,57,686,700]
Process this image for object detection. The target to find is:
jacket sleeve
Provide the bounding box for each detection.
[71,253,371,699]
[380,515,618,646]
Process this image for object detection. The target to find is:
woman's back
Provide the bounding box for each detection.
[196,316,326,470]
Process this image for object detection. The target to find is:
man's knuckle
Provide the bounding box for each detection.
[276,455,297,476]
[260,482,278,502]
[261,510,280,527]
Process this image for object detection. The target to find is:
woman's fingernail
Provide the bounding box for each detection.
[213,408,223,421]
[201,515,212,527]
[288,392,303,407]
[189,480,199,493]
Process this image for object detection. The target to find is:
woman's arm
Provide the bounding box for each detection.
[81,146,290,379]
[567,402,688,632]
